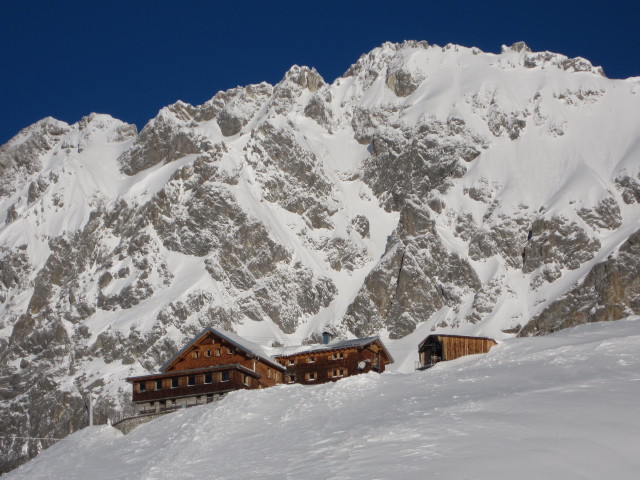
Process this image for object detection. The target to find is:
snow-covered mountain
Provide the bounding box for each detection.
[1,40,640,472]
[5,317,640,480]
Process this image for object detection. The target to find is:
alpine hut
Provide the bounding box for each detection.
[126,327,285,414]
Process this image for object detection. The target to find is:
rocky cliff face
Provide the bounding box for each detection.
[1,41,640,472]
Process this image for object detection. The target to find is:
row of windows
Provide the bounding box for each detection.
[137,372,230,392]
[191,346,235,359]
[138,368,281,393]
[331,368,346,378]
[285,368,348,383]
[282,352,347,366]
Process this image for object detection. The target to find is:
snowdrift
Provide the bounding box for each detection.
[7,317,640,480]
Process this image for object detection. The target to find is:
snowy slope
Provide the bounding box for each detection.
[1,40,640,472]
[6,317,640,480]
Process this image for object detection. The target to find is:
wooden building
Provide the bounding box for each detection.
[273,334,394,385]
[126,327,285,414]
[417,334,497,369]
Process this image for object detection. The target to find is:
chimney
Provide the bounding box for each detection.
[322,331,333,345]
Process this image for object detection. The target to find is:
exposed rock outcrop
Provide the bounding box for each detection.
[520,229,640,336]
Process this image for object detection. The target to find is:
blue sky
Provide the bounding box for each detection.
[1,0,637,144]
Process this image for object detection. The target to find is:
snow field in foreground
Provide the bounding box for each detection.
[7,317,640,480]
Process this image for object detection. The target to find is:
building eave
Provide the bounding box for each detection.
[127,363,262,383]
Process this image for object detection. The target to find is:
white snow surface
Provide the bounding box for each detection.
[6,318,640,480]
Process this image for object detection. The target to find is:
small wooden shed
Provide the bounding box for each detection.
[417,334,497,369]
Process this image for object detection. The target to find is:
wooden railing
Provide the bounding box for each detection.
[132,378,249,403]
[110,393,223,425]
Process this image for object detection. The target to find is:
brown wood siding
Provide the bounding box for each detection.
[360,344,388,373]
[253,360,280,388]
[417,335,497,368]
[439,336,496,360]
[161,331,281,389]
[439,336,496,361]
[129,329,286,403]
[165,333,255,372]
[275,343,389,385]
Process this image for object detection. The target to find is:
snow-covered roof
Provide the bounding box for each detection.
[274,336,394,363]
[160,327,285,372]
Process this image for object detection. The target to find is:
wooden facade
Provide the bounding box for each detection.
[274,337,394,385]
[126,327,285,413]
[418,334,497,369]
[127,329,394,414]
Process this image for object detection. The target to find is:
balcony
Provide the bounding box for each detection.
[132,370,252,403]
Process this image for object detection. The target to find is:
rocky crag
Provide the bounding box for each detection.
[1,41,640,472]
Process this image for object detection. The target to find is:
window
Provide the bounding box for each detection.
[308,356,315,363]
[192,350,200,359]
[205,349,211,357]
[221,371,229,382]
[188,376,196,386]
[286,374,296,384]
[204,373,212,384]
[288,358,295,366]
[267,369,271,379]
[331,352,345,360]
[306,372,316,381]
[331,369,345,378]
[252,360,256,371]
[155,380,162,391]
[138,382,146,392]
[228,347,234,355]
[215,348,221,356]
[171,377,179,388]
[275,372,280,382]
[243,375,251,386]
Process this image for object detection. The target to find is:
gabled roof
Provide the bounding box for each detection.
[418,334,497,349]
[275,336,394,364]
[160,327,285,372]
